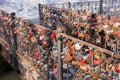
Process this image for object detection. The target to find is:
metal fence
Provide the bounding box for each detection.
[39,0,120,20]
[57,33,120,80]
[1,0,120,79]
[0,10,58,80]
[38,1,120,80]
[0,8,120,80]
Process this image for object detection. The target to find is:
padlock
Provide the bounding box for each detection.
[50,31,56,41]
[65,39,72,48]
[90,73,99,80]
[71,61,78,66]
[63,49,73,62]
[42,58,48,64]
[93,59,101,65]
[81,49,89,56]
[94,51,101,60]
[88,50,93,58]
[114,63,120,73]
[76,22,81,27]
[74,43,83,51]
[78,58,87,65]
[43,38,50,47]
[80,64,89,72]
[78,32,83,39]
[36,60,40,66]
[48,58,54,64]
[72,28,78,37]
[116,67,120,73]
[35,53,40,60]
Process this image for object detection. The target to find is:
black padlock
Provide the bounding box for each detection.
[11,12,16,20]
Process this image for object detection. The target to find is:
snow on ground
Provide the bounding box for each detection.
[0,0,98,23]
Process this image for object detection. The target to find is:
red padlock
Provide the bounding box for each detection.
[117,31,120,38]
[78,58,86,65]
[116,67,120,73]
[33,51,40,60]
[93,59,101,65]
[51,31,56,41]
[35,53,40,60]
[89,51,93,58]
[77,22,81,27]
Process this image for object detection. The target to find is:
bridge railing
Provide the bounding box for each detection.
[38,1,120,79]
[0,10,14,47]
[57,33,120,80]
[39,1,120,52]
[0,10,59,80]
[102,0,120,17]
[39,0,120,16]
[0,5,120,80]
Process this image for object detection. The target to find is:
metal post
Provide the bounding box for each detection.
[11,12,18,72]
[68,2,71,9]
[57,35,62,80]
[99,0,103,14]
[68,2,71,35]
[38,3,41,24]
[46,48,50,80]
[11,12,17,52]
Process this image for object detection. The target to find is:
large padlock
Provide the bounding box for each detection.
[65,39,72,48]
[93,59,101,65]
[50,31,56,41]
[115,63,120,73]
[78,58,87,65]
[79,64,89,72]
[74,43,83,51]
[63,49,73,62]
[81,49,89,56]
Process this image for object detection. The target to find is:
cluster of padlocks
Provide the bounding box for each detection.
[40,3,120,80]
[0,10,15,47]
[40,4,120,52]
[0,10,58,80]
[58,35,120,80]
[0,2,120,79]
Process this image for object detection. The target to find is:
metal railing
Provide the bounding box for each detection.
[0,1,120,79]
[39,0,120,17]
[39,0,120,52]
[0,10,58,80]
[38,1,120,80]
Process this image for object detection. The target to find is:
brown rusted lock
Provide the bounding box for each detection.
[63,49,73,62]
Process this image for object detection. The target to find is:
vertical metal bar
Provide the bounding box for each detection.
[38,3,41,23]
[67,62,69,80]
[92,2,93,12]
[46,48,50,80]
[99,0,103,14]
[105,40,107,48]
[11,12,19,72]
[68,2,71,35]
[77,3,78,10]
[11,12,17,54]
[57,35,62,80]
